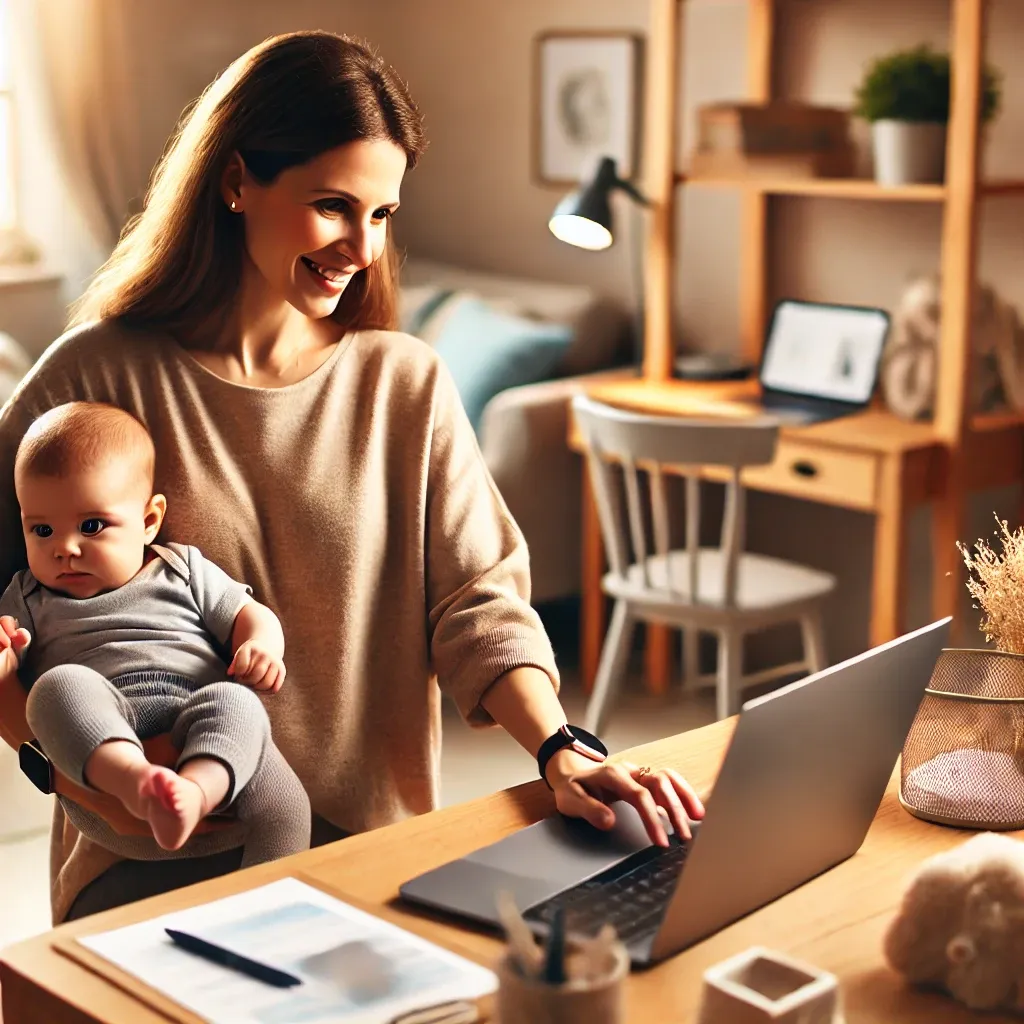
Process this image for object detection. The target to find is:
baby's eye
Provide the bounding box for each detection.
[80,519,106,536]
[31,525,52,538]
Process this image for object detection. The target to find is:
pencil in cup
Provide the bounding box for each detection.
[495,930,630,1024]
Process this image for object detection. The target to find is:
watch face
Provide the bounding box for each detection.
[18,742,53,794]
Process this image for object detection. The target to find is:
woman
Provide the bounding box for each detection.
[0,31,703,924]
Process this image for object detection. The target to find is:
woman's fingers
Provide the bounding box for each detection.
[586,764,669,847]
[643,773,691,841]
[0,615,17,639]
[662,767,706,820]
[555,779,616,831]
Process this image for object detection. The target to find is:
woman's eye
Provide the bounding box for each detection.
[31,525,52,538]
[80,519,105,536]
[314,199,347,217]
[373,208,393,222]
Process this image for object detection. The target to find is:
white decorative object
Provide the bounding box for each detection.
[881,274,1024,421]
[534,33,641,186]
[884,832,1024,1013]
[696,946,842,1024]
[871,120,947,185]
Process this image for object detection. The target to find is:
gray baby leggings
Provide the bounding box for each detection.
[25,665,311,866]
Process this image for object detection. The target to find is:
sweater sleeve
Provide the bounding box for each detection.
[425,359,560,726]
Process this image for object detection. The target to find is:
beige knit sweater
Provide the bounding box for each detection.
[0,320,559,923]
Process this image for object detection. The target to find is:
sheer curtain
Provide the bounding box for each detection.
[28,0,148,252]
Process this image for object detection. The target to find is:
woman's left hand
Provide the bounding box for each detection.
[545,750,705,846]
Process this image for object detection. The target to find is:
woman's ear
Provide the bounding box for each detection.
[143,494,167,543]
[220,151,247,212]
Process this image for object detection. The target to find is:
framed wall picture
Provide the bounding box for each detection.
[533,31,643,188]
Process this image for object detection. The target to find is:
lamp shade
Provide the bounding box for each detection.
[548,156,646,251]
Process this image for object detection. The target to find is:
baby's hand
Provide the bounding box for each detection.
[228,640,286,693]
[0,615,30,677]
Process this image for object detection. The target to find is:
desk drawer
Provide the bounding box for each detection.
[742,441,878,511]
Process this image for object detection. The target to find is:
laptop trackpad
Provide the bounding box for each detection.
[466,801,657,887]
[399,802,659,927]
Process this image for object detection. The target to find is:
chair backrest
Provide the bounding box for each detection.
[572,395,779,607]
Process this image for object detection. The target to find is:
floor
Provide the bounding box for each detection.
[0,643,718,954]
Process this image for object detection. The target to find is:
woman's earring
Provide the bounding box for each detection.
[229,200,238,212]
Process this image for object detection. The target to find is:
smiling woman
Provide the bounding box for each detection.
[0,30,702,929]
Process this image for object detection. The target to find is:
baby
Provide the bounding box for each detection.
[0,401,310,863]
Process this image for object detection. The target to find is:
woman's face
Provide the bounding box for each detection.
[229,139,407,319]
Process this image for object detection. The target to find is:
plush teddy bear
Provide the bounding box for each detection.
[884,832,1024,1011]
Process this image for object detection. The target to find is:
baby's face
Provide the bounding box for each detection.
[18,459,162,599]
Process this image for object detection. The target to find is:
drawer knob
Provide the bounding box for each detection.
[791,460,819,479]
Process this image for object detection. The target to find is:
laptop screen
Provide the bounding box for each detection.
[759,300,890,405]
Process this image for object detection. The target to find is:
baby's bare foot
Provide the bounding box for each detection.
[134,766,207,850]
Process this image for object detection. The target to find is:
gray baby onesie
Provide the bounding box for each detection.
[0,543,310,865]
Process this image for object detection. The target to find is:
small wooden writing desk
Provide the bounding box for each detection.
[568,377,1023,692]
[0,719,1015,1023]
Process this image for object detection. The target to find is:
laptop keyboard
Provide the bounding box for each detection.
[522,837,691,944]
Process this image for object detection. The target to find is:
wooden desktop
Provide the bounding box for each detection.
[1,718,1016,1023]
[568,375,1024,693]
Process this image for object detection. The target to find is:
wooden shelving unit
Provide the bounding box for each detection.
[636,0,1020,638]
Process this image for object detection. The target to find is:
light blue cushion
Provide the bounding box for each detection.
[430,296,573,434]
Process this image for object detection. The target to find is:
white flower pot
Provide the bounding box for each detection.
[871,120,947,186]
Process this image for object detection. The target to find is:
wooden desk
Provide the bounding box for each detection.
[1,720,1017,1023]
[568,377,1024,693]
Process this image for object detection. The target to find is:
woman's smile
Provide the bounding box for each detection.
[300,256,351,293]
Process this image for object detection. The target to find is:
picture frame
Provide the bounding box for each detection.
[533,31,643,188]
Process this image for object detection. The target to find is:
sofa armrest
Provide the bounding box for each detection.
[478,368,636,604]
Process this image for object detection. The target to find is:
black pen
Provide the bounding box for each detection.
[164,928,303,988]
[542,907,567,985]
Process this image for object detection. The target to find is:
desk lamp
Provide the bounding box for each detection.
[548,156,648,365]
[549,155,753,381]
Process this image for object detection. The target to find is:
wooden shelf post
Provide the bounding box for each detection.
[933,0,988,635]
[640,0,682,383]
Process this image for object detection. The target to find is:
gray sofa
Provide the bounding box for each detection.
[400,258,632,604]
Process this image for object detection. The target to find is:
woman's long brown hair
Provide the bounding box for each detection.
[69,32,426,338]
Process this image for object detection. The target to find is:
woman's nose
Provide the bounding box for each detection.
[341,224,374,272]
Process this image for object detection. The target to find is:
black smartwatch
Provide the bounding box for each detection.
[19,740,54,795]
[537,724,608,788]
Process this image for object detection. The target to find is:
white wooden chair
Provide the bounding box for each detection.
[572,395,836,729]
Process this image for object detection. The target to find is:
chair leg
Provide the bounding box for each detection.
[583,600,636,735]
[681,627,700,690]
[800,609,828,674]
[716,630,744,721]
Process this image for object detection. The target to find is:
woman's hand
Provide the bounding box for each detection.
[0,614,31,678]
[228,640,286,693]
[545,748,705,846]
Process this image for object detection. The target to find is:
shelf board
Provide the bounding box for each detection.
[971,407,1024,433]
[676,173,1024,201]
[677,173,945,202]
[980,179,1024,197]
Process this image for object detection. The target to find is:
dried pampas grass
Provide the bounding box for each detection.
[959,515,1024,654]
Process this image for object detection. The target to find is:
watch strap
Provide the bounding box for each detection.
[19,739,54,795]
[537,724,608,788]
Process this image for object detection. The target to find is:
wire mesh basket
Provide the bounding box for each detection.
[900,648,1024,830]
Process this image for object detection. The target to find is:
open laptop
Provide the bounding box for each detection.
[742,299,891,424]
[400,618,950,967]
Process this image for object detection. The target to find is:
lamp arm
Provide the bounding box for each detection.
[615,177,650,206]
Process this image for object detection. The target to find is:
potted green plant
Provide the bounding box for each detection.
[853,44,1001,186]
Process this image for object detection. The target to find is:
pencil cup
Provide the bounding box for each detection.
[696,946,842,1024]
[495,941,629,1024]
